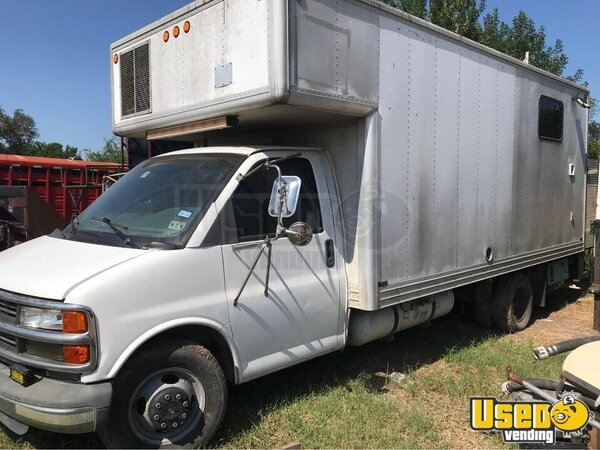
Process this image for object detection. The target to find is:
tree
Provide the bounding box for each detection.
[0,107,39,154]
[429,0,486,41]
[481,8,511,53]
[589,122,600,159]
[387,3,571,77]
[478,9,568,76]
[381,0,427,19]
[86,137,125,163]
[399,0,427,19]
[25,142,81,159]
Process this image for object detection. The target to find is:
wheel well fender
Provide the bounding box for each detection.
[105,319,240,383]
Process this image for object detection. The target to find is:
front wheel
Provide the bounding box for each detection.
[100,340,228,448]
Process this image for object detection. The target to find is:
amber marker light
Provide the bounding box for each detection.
[62,311,88,334]
[163,30,170,42]
[113,54,119,64]
[173,25,180,38]
[63,345,90,364]
[183,21,191,33]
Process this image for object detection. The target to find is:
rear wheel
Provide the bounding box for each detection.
[100,340,227,448]
[492,273,533,333]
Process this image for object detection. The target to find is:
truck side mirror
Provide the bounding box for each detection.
[268,176,301,219]
[286,221,313,247]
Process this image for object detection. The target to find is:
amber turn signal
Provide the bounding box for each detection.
[62,311,88,334]
[163,30,170,42]
[183,21,191,33]
[113,54,119,64]
[63,345,90,364]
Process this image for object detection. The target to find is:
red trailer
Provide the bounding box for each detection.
[0,154,124,249]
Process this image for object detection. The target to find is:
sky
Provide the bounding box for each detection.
[0,0,598,152]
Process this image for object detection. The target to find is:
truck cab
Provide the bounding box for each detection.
[0,146,346,446]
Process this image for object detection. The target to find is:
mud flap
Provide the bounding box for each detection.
[0,410,29,435]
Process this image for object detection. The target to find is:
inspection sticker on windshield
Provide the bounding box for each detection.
[168,220,186,231]
[177,209,193,219]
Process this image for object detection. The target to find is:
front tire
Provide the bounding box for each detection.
[100,340,227,448]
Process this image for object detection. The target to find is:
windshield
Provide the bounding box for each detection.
[63,153,243,248]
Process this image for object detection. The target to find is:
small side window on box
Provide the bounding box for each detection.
[539,95,563,141]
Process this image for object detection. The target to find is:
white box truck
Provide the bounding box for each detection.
[0,0,590,447]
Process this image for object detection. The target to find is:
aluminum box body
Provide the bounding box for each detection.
[111,0,589,311]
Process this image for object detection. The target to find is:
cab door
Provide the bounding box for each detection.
[220,153,343,381]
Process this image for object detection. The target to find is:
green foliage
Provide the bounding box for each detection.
[0,107,39,154]
[381,0,427,19]
[589,122,600,159]
[85,137,124,163]
[25,142,81,159]
[398,0,427,18]
[589,97,597,122]
[480,8,509,51]
[0,105,124,161]
[388,1,571,77]
[480,9,568,76]
[429,0,486,41]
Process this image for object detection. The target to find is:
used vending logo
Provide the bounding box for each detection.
[470,395,591,444]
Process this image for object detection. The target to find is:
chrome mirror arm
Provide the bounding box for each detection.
[233,238,274,306]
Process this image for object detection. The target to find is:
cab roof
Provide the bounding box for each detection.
[155,146,322,158]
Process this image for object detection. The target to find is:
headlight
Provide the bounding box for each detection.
[19,307,62,331]
[19,307,88,333]
[18,307,91,364]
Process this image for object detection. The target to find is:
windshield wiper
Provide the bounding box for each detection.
[92,217,140,249]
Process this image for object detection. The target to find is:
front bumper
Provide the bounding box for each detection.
[0,361,112,434]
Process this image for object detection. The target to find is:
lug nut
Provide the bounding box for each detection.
[155,402,162,409]
[172,422,178,428]
[175,393,182,400]
[181,413,187,419]
[164,394,171,401]
[153,414,160,421]
[160,423,167,429]
[182,401,189,408]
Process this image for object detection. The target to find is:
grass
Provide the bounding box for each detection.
[0,291,587,449]
[404,337,567,399]
[217,377,442,449]
[209,335,566,449]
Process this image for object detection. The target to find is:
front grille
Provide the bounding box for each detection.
[0,297,20,354]
[120,41,151,117]
[0,331,16,350]
[0,300,18,353]
[0,300,17,319]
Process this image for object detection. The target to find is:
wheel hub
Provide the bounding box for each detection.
[147,387,191,431]
[128,367,207,445]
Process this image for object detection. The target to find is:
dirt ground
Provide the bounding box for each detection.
[514,287,599,344]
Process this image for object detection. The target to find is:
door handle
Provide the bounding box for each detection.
[325,239,335,268]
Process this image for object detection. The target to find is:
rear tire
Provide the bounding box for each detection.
[492,273,533,333]
[100,340,227,448]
